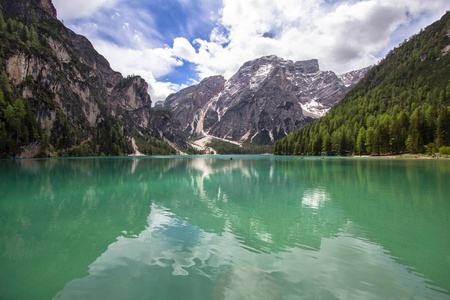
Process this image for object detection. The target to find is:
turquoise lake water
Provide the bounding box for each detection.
[0,155,449,299]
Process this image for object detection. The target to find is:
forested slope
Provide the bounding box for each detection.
[274,12,450,156]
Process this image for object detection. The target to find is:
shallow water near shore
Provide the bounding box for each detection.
[0,155,449,299]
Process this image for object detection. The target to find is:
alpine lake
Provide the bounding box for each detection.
[0,155,449,300]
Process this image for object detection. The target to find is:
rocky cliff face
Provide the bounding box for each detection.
[0,0,186,157]
[0,0,56,20]
[164,55,368,144]
[164,75,226,134]
[338,67,372,88]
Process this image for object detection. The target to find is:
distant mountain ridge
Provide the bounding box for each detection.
[0,0,187,158]
[161,55,369,145]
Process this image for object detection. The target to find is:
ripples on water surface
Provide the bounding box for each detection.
[0,155,449,299]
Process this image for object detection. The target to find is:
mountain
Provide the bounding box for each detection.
[274,12,450,156]
[163,55,369,145]
[0,0,187,158]
[163,75,226,133]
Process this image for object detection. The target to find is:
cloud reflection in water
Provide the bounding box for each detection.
[54,202,448,300]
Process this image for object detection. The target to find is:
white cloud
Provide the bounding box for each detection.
[147,77,188,104]
[52,0,122,20]
[90,40,186,102]
[209,27,230,45]
[173,37,197,62]
[94,41,181,78]
[54,0,449,102]
[188,0,447,76]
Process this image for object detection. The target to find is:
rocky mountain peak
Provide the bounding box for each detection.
[241,55,320,74]
[338,66,372,87]
[37,0,56,18]
[0,0,57,20]
[294,59,320,74]
[163,75,225,131]
[164,56,369,145]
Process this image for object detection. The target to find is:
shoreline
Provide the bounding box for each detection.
[351,154,449,160]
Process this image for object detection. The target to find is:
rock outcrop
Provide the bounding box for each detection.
[164,55,369,144]
[164,75,226,134]
[0,0,56,20]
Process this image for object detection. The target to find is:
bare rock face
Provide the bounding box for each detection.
[164,55,369,144]
[0,0,56,20]
[164,75,225,133]
[338,67,372,88]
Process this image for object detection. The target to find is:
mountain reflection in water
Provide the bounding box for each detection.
[0,156,449,300]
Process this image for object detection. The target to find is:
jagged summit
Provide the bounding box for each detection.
[237,56,321,90]
[241,55,320,74]
[164,56,368,145]
[338,66,372,87]
[0,0,56,20]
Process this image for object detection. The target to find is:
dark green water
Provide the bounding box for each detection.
[0,155,449,300]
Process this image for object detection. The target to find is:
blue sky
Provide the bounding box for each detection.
[52,0,449,103]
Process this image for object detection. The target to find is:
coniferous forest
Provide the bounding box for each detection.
[274,12,450,156]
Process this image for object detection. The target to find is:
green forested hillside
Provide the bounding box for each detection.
[274,12,450,156]
[206,139,272,154]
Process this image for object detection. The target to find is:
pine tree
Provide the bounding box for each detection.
[6,18,15,34]
[377,122,390,154]
[14,98,26,120]
[4,104,17,135]
[322,132,332,155]
[407,113,424,154]
[436,107,450,147]
[313,134,322,155]
[0,11,6,32]
[0,72,12,95]
[338,130,347,156]
[0,90,6,109]
[365,127,376,155]
[390,118,404,154]
[356,126,366,155]
[30,27,40,49]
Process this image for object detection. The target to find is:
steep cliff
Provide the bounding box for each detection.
[164,75,226,134]
[0,0,186,158]
[164,55,369,144]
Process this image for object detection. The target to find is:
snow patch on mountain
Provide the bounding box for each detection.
[250,64,274,90]
[300,99,329,118]
[338,66,371,87]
